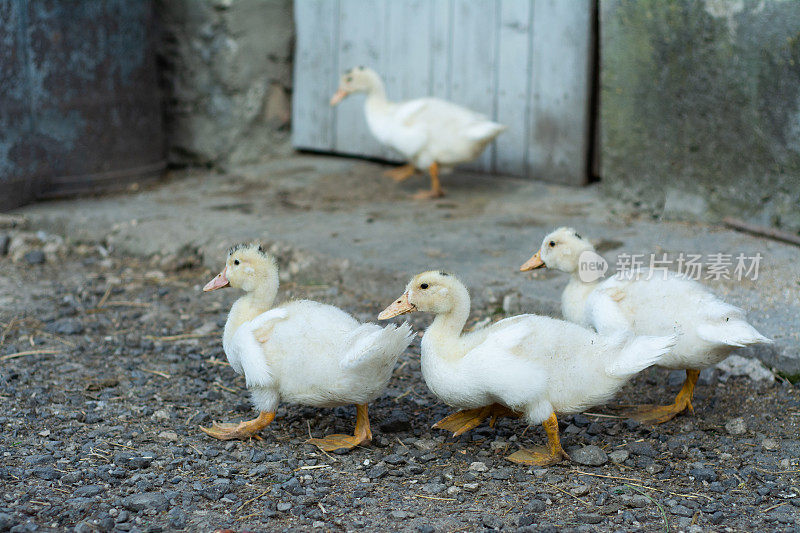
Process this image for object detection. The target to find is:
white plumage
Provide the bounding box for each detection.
[228,300,412,411]
[331,67,505,198]
[421,315,673,424]
[364,96,506,170]
[403,273,672,424]
[380,271,673,465]
[581,271,770,369]
[201,244,412,448]
[522,227,772,423]
[529,227,771,371]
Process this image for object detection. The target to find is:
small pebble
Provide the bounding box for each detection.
[577,513,603,524]
[671,504,694,517]
[489,440,508,451]
[525,500,546,513]
[23,250,45,264]
[608,450,629,464]
[725,418,747,435]
[761,438,780,451]
[570,485,589,497]
[627,442,658,458]
[621,495,650,508]
[469,462,488,473]
[570,445,608,466]
[159,430,179,442]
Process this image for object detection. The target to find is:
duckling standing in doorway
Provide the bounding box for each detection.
[521,227,772,424]
[202,244,412,451]
[379,271,674,465]
[330,66,506,199]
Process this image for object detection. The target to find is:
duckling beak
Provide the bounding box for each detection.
[203,267,230,291]
[330,89,349,106]
[378,293,416,320]
[520,250,545,271]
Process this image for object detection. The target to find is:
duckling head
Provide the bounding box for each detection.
[379,270,467,319]
[330,66,382,105]
[521,227,595,274]
[203,243,278,293]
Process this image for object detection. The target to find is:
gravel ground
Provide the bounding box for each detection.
[1,234,799,533]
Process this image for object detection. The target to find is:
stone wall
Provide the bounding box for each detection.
[156,0,293,167]
[599,0,800,232]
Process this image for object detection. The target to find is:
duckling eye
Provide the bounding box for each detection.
[549,241,556,248]
[233,259,240,265]
[420,283,429,289]
[346,76,353,82]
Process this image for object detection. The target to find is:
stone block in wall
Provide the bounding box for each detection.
[156,0,293,167]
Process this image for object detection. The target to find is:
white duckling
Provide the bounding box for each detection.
[330,66,506,199]
[202,243,413,451]
[378,271,674,465]
[521,227,772,424]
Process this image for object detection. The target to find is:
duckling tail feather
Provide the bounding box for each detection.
[339,322,413,370]
[697,319,772,348]
[465,122,506,142]
[606,334,676,378]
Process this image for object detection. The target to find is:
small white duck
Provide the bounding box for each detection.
[521,227,772,424]
[330,66,506,199]
[201,243,413,451]
[378,271,674,465]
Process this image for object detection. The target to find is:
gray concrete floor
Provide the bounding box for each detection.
[14,154,800,373]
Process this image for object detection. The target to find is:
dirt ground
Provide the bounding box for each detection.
[1,236,799,533]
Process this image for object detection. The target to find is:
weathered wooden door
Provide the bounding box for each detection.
[293,0,594,186]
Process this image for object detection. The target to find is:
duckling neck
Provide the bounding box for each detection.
[364,78,389,109]
[245,280,278,315]
[420,290,473,405]
[228,276,279,333]
[424,289,471,352]
[562,273,598,325]
[428,310,467,341]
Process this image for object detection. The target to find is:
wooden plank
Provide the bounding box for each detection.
[429,0,453,99]
[527,0,592,185]
[385,0,431,102]
[495,0,532,177]
[292,0,339,151]
[334,0,389,158]
[449,0,499,172]
[380,0,431,163]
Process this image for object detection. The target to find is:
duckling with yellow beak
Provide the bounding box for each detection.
[379,271,674,465]
[521,227,772,424]
[331,66,506,199]
[202,244,413,451]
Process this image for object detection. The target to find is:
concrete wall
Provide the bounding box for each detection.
[156,0,293,167]
[600,0,800,232]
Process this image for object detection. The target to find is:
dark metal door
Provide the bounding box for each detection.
[0,0,165,211]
